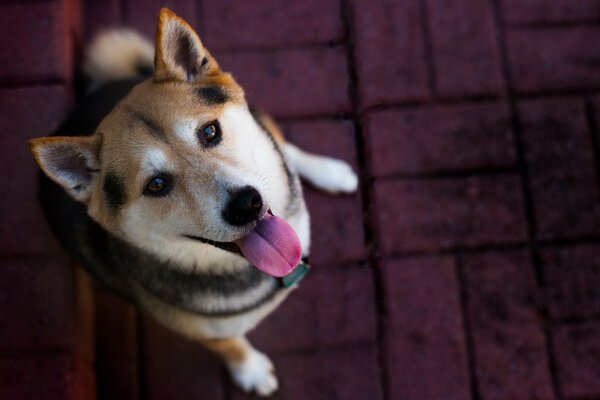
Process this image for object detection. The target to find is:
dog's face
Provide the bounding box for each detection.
[28,9,291,263]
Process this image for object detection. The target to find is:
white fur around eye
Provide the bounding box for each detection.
[143,148,169,172]
[173,118,199,146]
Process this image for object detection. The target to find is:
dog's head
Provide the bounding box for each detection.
[28,9,302,276]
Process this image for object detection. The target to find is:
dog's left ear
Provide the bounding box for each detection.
[154,8,219,82]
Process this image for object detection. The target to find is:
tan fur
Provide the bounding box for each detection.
[252,107,287,145]
[199,337,249,364]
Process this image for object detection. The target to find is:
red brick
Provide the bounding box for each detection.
[427,0,503,97]
[216,48,351,118]
[249,268,377,353]
[84,0,122,41]
[0,256,75,354]
[541,244,600,320]
[232,347,383,400]
[502,0,600,24]
[519,98,600,240]
[0,2,73,84]
[0,353,81,400]
[381,256,470,400]
[203,0,343,49]
[552,323,600,399]
[461,251,553,400]
[507,28,600,93]
[351,0,430,107]
[141,316,226,400]
[282,119,359,173]
[0,85,72,256]
[123,0,197,39]
[373,176,527,254]
[365,103,516,176]
[95,290,139,400]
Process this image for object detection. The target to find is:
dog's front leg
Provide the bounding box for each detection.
[199,336,278,396]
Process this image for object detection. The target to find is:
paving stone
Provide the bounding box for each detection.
[95,290,139,400]
[373,176,527,254]
[232,347,383,400]
[502,0,600,24]
[141,316,226,400]
[123,0,197,39]
[461,250,554,400]
[381,256,471,400]
[0,85,72,257]
[519,98,600,240]
[365,102,515,176]
[541,244,600,320]
[0,353,80,400]
[507,28,600,93]
[203,0,343,49]
[0,2,74,84]
[552,323,600,399]
[351,0,430,107]
[0,256,75,354]
[427,0,503,97]
[216,48,351,118]
[249,268,377,354]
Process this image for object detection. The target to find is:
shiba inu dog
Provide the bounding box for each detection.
[28,8,358,396]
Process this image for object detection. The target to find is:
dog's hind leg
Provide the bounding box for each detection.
[283,143,359,194]
[199,336,278,396]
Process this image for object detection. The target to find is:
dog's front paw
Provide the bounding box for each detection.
[313,158,359,194]
[229,348,278,396]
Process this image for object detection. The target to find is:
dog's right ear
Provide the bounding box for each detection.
[154,8,220,83]
[28,136,100,204]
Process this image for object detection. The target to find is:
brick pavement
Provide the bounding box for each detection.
[2,0,600,399]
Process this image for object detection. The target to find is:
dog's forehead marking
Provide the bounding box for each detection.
[143,147,170,172]
[173,118,199,146]
[195,85,229,105]
[124,105,169,144]
[103,172,126,212]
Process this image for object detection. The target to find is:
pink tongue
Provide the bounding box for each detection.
[234,213,302,277]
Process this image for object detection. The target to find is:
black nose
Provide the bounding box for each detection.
[223,186,263,226]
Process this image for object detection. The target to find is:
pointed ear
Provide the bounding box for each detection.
[28,136,100,204]
[154,8,219,82]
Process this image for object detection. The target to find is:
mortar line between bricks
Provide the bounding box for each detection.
[418,0,438,97]
[454,255,481,400]
[0,79,67,89]
[506,20,600,30]
[491,2,562,398]
[583,97,600,193]
[340,1,389,399]
[372,166,518,181]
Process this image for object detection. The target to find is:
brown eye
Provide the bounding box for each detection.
[144,175,172,197]
[198,120,222,147]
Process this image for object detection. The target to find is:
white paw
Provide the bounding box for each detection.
[229,349,278,396]
[313,158,359,194]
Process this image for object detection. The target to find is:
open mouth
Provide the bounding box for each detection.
[183,211,303,277]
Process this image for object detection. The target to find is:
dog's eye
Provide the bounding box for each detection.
[144,175,172,197]
[198,120,222,147]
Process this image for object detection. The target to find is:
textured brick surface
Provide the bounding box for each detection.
[0,85,72,257]
[232,347,383,400]
[141,317,226,400]
[0,353,79,400]
[84,0,121,40]
[373,176,527,254]
[95,291,138,400]
[351,0,430,107]
[427,0,503,97]
[381,256,471,400]
[507,28,600,93]
[0,2,72,84]
[249,269,377,354]
[0,256,75,354]
[502,0,600,24]
[519,98,600,240]
[461,251,554,400]
[204,0,343,49]
[552,323,600,399]
[365,103,515,176]
[542,244,600,320]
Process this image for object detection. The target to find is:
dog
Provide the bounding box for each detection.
[28,8,358,396]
